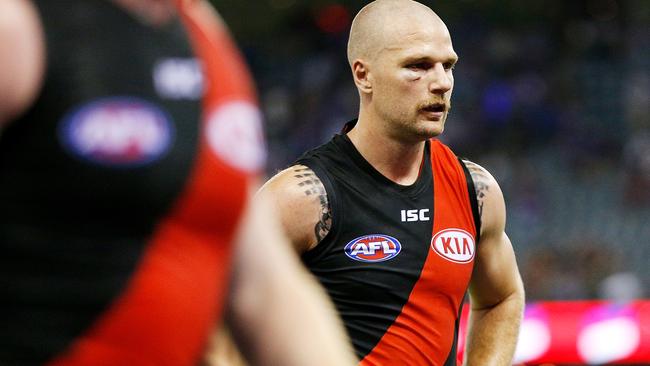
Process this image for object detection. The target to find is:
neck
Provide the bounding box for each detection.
[111,0,176,26]
[347,115,426,186]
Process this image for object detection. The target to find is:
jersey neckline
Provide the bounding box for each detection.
[333,131,432,198]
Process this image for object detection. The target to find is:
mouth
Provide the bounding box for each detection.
[420,103,447,120]
[421,103,446,113]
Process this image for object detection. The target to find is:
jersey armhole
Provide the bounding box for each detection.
[458,157,482,244]
[296,158,341,264]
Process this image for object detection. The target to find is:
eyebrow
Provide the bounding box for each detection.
[401,55,459,65]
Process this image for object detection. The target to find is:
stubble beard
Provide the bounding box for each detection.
[381,111,448,144]
[372,94,452,143]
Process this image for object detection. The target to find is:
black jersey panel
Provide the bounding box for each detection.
[0,1,201,363]
[298,134,435,358]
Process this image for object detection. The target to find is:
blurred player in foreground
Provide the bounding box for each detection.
[0,0,356,365]
[259,0,525,365]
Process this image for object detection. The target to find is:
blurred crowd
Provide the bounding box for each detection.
[218,0,649,301]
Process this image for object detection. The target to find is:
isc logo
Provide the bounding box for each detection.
[400,209,430,222]
[344,234,402,262]
[430,228,475,263]
[153,58,204,100]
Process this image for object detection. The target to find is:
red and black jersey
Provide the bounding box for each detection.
[297,122,480,366]
[0,1,264,365]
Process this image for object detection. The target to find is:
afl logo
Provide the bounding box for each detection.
[431,228,475,263]
[59,97,174,167]
[344,234,402,262]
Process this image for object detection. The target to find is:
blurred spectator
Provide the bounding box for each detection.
[522,240,615,301]
[599,271,645,302]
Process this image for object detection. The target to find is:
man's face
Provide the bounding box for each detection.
[369,18,457,142]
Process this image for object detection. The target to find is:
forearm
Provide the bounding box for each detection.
[227,262,357,366]
[226,188,356,365]
[463,290,524,366]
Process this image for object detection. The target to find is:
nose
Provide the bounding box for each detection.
[428,63,452,94]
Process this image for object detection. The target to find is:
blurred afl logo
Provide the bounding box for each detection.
[344,234,402,262]
[431,228,475,263]
[59,97,174,167]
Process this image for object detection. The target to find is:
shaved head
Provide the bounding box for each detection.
[347,0,447,66]
[345,0,458,143]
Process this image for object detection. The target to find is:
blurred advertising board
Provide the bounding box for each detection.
[458,300,650,365]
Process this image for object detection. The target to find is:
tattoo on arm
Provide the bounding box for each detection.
[292,166,332,243]
[463,160,490,218]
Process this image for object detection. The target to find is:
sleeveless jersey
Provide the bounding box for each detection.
[297,127,480,366]
[0,1,264,365]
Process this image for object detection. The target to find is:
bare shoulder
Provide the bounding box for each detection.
[258,165,332,253]
[460,159,506,236]
[0,0,45,127]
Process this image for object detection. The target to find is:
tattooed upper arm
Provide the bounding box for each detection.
[290,166,332,243]
[462,160,490,219]
[258,164,332,253]
[461,159,507,238]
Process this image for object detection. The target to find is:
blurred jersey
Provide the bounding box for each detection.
[0,1,265,365]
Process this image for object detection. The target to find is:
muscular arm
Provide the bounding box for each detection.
[462,160,525,366]
[224,182,355,365]
[0,0,44,127]
[257,164,331,253]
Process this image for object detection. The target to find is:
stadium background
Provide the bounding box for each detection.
[213,0,649,364]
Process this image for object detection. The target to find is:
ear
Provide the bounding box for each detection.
[351,60,372,94]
